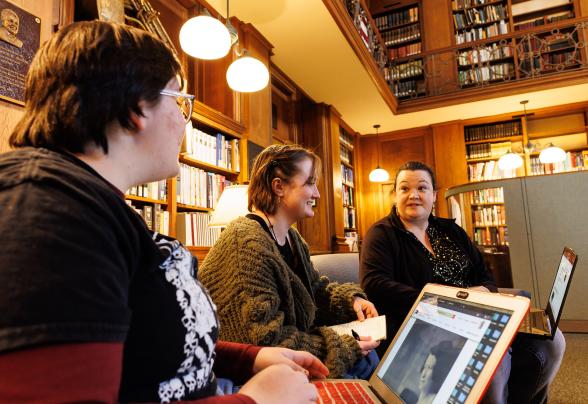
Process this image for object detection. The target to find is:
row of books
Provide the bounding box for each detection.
[468,161,518,181]
[458,62,513,86]
[453,5,508,30]
[339,129,354,149]
[470,187,504,204]
[342,165,354,184]
[473,226,508,246]
[388,42,421,59]
[340,147,353,165]
[183,123,239,171]
[452,0,499,11]
[176,212,221,247]
[342,184,355,206]
[392,79,425,98]
[126,180,167,201]
[344,231,359,252]
[472,205,506,226]
[458,43,512,66]
[465,121,521,142]
[382,25,420,47]
[343,206,357,229]
[455,20,508,44]
[127,201,170,235]
[540,51,579,70]
[529,151,588,175]
[511,0,572,17]
[177,163,233,208]
[514,11,574,31]
[374,7,418,31]
[466,141,513,159]
[386,60,423,81]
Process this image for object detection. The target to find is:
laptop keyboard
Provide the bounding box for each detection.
[313,381,376,404]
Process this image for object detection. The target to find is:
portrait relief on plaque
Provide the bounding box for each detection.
[0,0,41,105]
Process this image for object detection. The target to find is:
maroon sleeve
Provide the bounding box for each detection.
[0,342,123,403]
[213,340,262,384]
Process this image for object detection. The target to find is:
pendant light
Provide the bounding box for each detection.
[368,124,390,183]
[539,143,567,164]
[497,150,523,170]
[179,1,269,93]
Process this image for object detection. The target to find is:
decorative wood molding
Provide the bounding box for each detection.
[559,319,588,333]
[193,100,246,137]
[322,0,398,113]
[187,246,211,263]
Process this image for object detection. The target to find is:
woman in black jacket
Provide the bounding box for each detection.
[360,161,565,404]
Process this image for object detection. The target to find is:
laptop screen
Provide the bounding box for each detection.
[548,249,576,323]
[376,292,513,404]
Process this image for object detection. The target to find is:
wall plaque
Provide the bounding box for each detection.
[0,0,41,105]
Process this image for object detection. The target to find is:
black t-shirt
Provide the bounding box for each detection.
[0,148,219,402]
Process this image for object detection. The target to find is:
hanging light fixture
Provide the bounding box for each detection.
[497,150,523,170]
[369,124,390,183]
[179,10,232,60]
[179,1,269,92]
[539,143,566,164]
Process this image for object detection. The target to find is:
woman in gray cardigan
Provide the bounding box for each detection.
[199,144,379,378]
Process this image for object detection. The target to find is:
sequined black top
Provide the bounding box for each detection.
[406,223,472,288]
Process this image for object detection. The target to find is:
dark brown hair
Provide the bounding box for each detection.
[248,144,320,215]
[394,161,437,190]
[9,20,182,154]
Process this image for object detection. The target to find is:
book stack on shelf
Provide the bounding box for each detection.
[176,211,222,247]
[345,0,388,67]
[125,180,170,234]
[176,164,233,209]
[183,122,239,171]
[452,0,514,87]
[465,120,523,182]
[529,150,588,175]
[512,0,574,31]
[373,2,425,100]
[126,200,170,235]
[339,126,357,234]
[469,188,508,246]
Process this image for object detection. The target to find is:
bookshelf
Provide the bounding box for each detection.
[452,0,514,87]
[339,125,358,251]
[373,1,425,99]
[511,0,575,32]
[464,107,588,183]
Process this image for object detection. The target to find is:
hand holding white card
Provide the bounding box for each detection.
[329,315,387,341]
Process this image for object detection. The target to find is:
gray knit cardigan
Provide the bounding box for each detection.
[199,216,365,378]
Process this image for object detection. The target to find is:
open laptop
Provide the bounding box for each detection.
[518,246,578,340]
[314,283,529,404]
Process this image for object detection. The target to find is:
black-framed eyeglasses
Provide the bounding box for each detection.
[159,89,195,124]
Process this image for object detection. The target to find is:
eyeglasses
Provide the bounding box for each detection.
[159,89,195,124]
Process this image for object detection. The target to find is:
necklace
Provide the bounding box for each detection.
[262,211,282,245]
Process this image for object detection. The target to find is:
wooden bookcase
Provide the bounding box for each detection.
[372,1,426,99]
[339,125,359,251]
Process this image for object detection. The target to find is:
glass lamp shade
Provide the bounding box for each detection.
[497,152,523,170]
[208,185,249,228]
[539,145,566,164]
[226,56,270,92]
[368,167,390,183]
[179,16,232,60]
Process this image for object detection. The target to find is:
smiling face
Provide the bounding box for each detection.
[395,169,437,225]
[279,157,320,222]
[1,10,19,35]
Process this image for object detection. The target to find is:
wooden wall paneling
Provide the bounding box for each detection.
[297,100,333,254]
[270,64,299,145]
[239,21,273,148]
[356,135,383,237]
[328,108,349,252]
[0,0,57,151]
[431,121,467,218]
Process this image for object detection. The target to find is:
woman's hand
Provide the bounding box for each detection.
[253,347,329,379]
[357,335,380,356]
[240,364,318,403]
[353,297,379,321]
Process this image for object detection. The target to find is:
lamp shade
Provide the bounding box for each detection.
[539,144,566,164]
[179,15,232,60]
[226,55,270,92]
[497,152,523,171]
[368,167,390,183]
[208,185,249,228]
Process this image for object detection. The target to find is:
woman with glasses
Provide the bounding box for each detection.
[359,161,565,404]
[0,20,327,403]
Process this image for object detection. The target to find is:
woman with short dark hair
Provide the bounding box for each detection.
[200,144,380,379]
[360,160,565,403]
[0,20,326,403]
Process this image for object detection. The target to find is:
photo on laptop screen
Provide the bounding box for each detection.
[376,292,514,404]
[549,249,575,320]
